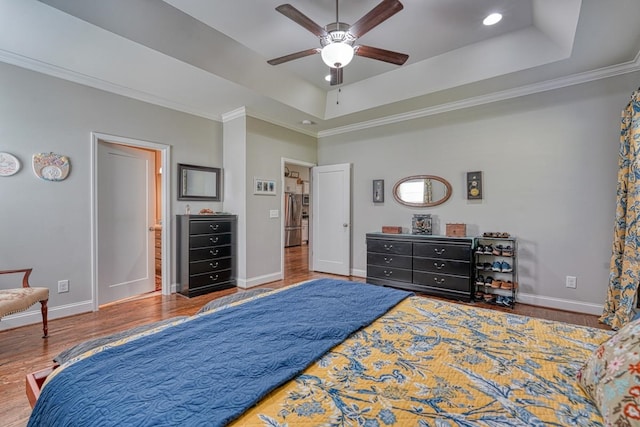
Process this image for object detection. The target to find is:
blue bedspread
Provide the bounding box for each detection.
[28,279,411,427]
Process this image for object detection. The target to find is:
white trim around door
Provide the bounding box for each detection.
[91,132,171,311]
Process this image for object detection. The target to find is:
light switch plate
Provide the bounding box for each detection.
[270,210,279,218]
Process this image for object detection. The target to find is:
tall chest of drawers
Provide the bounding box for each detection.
[176,215,237,297]
[366,233,473,302]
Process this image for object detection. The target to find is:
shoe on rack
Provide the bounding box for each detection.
[483,262,492,270]
[501,261,513,273]
[475,261,485,269]
[502,246,513,257]
[475,245,485,255]
[484,245,494,255]
[492,245,503,256]
[491,279,501,289]
[491,261,502,272]
[485,276,494,287]
[475,290,484,300]
[475,275,485,286]
[495,296,504,305]
[502,296,514,306]
[500,280,513,290]
[483,293,495,303]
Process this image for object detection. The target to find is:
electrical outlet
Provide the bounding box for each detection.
[565,276,577,289]
[269,209,279,218]
[58,279,69,293]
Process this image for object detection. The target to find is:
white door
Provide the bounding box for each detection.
[312,163,351,275]
[97,141,156,305]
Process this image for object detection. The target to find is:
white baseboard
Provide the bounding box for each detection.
[350,268,366,278]
[237,272,284,289]
[516,292,603,316]
[0,300,94,332]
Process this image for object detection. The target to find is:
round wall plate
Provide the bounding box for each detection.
[0,152,21,177]
[32,152,70,181]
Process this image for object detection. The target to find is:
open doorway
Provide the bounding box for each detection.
[283,160,313,278]
[91,133,171,310]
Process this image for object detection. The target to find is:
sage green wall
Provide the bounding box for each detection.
[245,117,316,285]
[0,62,222,328]
[318,72,640,314]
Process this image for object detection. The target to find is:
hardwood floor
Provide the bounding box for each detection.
[0,244,609,426]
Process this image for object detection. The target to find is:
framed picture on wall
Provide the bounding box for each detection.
[254,178,276,195]
[373,179,384,203]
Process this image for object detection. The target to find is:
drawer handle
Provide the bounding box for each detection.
[210,274,219,280]
[209,224,220,230]
[383,244,393,250]
[383,270,393,277]
[384,257,393,264]
[434,248,446,255]
[210,249,219,256]
[210,237,219,243]
[209,262,219,268]
[433,277,445,284]
[434,262,445,270]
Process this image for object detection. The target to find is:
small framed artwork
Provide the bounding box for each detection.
[467,171,483,200]
[373,179,384,203]
[412,214,432,235]
[254,178,276,195]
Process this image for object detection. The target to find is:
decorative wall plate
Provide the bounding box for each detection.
[32,152,70,181]
[0,152,20,176]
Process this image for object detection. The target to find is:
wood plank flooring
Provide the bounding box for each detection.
[0,244,609,426]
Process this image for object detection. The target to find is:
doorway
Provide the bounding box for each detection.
[91,133,171,311]
[282,159,313,278]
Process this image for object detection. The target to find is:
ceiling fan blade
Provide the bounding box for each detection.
[267,48,321,65]
[348,0,404,39]
[275,4,328,38]
[330,67,343,86]
[354,45,408,65]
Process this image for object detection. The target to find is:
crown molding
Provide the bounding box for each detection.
[0,49,222,122]
[3,46,639,140]
[317,51,640,138]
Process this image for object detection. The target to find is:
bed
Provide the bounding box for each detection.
[26,279,631,426]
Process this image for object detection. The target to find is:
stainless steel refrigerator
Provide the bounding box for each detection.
[284,193,302,247]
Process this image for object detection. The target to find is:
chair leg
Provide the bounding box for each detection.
[40,299,48,338]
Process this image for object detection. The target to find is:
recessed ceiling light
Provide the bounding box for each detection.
[301,119,316,125]
[483,12,502,26]
[325,74,332,82]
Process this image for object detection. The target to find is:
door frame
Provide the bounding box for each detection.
[91,132,171,311]
[281,157,315,275]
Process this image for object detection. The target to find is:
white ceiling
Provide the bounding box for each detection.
[1,0,639,136]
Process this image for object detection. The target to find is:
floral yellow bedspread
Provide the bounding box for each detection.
[232,297,611,427]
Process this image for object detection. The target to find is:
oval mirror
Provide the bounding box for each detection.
[392,175,452,207]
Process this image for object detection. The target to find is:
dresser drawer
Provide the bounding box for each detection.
[413,242,470,260]
[367,265,412,283]
[189,245,232,262]
[367,253,412,269]
[190,220,231,235]
[413,257,470,277]
[367,239,412,256]
[189,270,233,288]
[189,258,232,275]
[190,233,231,249]
[413,271,470,292]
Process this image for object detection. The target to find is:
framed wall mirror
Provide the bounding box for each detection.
[393,175,452,207]
[177,163,221,201]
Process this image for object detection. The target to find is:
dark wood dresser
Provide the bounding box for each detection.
[366,232,474,301]
[176,214,237,297]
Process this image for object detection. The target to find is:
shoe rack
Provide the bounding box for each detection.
[474,235,517,308]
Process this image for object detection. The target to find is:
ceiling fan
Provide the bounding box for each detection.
[267,0,409,85]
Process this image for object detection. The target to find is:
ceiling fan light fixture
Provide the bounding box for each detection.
[321,42,354,68]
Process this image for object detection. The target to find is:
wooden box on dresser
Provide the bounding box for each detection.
[176,214,237,297]
[366,232,474,302]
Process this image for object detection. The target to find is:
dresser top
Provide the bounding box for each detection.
[366,232,474,243]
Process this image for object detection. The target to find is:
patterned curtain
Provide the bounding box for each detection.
[600,89,640,330]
